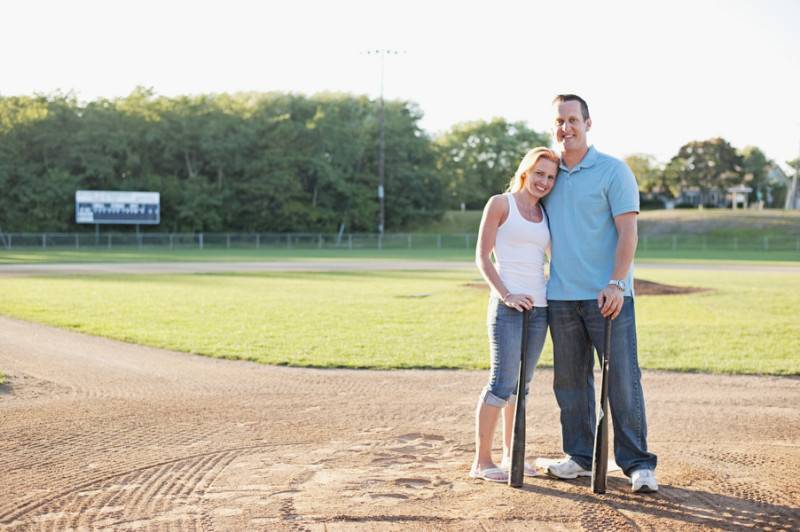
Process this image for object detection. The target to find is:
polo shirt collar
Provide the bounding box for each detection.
[559,145,599,172]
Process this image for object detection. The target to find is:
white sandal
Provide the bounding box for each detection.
[469,466,508,483]
[499,458,539,477]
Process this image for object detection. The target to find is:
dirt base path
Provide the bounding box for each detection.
[1,316,798,531]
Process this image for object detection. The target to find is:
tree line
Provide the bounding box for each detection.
[626,139,795,209]
[0,89,793,232]
[0,89,546,232]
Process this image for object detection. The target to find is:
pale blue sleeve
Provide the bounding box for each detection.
[608,161,640,216]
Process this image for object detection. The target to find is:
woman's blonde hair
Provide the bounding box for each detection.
[507,147,560,193]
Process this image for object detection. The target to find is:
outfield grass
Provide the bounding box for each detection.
[420,208,800,235]
[0,248,475,264]
[0,269,796,375]
[0,372,5,385]
[416,210,483,233]
[410,208,800,236]
[637,249,800,262]
[638,209,800,238]
[1,246,799,264]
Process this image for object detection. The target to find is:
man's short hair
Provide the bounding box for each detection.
[552,94,590,121]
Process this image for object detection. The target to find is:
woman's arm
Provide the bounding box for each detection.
[475,195,533,311]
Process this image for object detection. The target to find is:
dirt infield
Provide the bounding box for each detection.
[1,315,798,531]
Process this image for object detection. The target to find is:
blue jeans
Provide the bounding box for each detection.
[548,298,657,475]
[481,297,549,407]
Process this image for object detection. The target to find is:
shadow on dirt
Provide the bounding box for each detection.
[519,477,798,530]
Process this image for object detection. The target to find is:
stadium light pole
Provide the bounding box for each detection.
[366,49,405,235]
[787,130,800,210]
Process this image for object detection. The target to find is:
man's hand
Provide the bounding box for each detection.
[597,286,623,319]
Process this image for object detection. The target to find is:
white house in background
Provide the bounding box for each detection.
[667,165,798,209]
[786,176,799,210]
[768,165,799,210]
[727,185,753,209]
[768,165,788,185]
[676,187,725,208]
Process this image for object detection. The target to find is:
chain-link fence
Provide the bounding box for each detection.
[0,232,799,252]
[0,232,479,251]
[638,234,800,252]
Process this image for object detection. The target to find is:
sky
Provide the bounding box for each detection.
[3,0,799,171]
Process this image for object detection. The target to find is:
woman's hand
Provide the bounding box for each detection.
[502,293,534,311]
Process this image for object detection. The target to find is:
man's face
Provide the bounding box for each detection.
[552,100,591,153]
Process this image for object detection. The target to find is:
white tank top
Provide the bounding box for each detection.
[493,193,550,307]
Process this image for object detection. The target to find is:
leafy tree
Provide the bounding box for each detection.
[625,154,665,196]
[739,146,772,204]
[666,137,743,195]
[435,118,550,210]
[0,90,447,232]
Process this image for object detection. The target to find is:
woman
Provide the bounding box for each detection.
[469,147,559,482]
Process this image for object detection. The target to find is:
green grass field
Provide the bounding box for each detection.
[0,248,475,264]
[405,208,800,237]
[637,209,800,238]
[1,246,799,264]
[417,210,483,233]
[0,269,796,375]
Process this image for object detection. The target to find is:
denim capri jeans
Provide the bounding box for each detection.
[480,296,549,408]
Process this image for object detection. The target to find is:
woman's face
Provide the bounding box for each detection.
[523,158,558,199]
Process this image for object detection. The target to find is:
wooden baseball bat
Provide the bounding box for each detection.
[591,318,613,494]
[508,308,530,488]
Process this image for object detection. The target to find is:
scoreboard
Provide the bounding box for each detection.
[75,191,160,225]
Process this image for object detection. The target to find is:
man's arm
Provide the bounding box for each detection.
[598,212,638,319]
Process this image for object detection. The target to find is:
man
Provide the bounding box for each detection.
[543,94,658,493]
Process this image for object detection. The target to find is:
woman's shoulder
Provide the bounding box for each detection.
[487,193,510,206]
[481,194,510,226]
[485,194,510,213]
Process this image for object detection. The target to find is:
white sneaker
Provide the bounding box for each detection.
[631,469,658,493]
[547,458,591,479]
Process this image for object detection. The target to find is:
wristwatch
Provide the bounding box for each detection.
[608,279,626,291]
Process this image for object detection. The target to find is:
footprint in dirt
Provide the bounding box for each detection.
[369,433,460,467]
[283,433,457,516]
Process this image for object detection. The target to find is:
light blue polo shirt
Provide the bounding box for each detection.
[543,146,640,300]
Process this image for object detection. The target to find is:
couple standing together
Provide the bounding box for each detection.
[470,94,658,493]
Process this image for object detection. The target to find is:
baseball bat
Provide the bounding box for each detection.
[508,308,530,488]
[591,318,613,494]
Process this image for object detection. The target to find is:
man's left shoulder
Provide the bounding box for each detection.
[594,150,632,174]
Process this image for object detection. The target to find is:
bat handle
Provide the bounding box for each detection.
[592,317,613,494]
[519,308,530,397]
[509,308,529,488]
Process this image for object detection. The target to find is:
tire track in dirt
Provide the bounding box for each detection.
[1,443,314,529]
[0,407,245,517]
